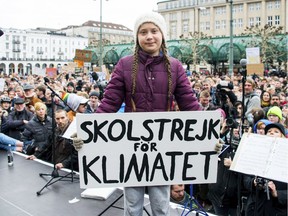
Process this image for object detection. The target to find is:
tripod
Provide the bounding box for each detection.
[37,79,78,195]
[181,184,208,216]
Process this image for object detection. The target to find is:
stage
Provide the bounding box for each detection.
[0,150,215,216]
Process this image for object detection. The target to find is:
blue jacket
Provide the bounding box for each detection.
[97,50,200,113]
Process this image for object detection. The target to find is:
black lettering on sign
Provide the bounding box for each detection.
[166,151,184,180]
[200,151,217,179]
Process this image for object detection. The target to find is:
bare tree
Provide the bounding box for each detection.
[179,32,211,72]
[242,24,287,70]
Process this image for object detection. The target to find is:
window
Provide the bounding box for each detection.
[255,17,261,26]
[215,20,220,29]
[249,17,254,27]
[275,0,280,9]
[206,21,210,30]
[200,22,204,31]
[249,4,254,11]
[267,2,273,10]
[182,11,189,19]
[221,20,226,29]
[255,3,261,10]
[183,20,189,33]
[238,5,243,12]
[5,43,9,49]
[275,15,280,25]
[267,16,273,25]
[238,18,243,28]
[170,13,177,21]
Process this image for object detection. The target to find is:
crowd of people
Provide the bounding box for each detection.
[0,11,287,216]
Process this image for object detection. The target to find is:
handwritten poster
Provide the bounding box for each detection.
[76,111,221,188]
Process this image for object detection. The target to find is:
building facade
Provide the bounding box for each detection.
[0,28,88,75]
[59,21,133,47]
[0,20,133,75]
[157,0,287,40]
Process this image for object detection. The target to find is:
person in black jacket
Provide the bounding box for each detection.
[26,109,79,171]
[4,98,33,140]
[21,102,52,161]
[243,123,287,216]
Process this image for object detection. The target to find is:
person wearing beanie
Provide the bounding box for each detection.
[81,11,201,215]
[253,119,272,135]
[267,106,282,123]
[264,123,286,138]
[86,91,101,113]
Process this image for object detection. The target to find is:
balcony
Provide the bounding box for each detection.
[58,52,64,55]
[37,51,44,54]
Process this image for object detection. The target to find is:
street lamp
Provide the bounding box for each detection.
[94,0,108,67]
[227,0,233,76]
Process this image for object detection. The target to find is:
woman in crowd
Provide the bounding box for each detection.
[21,102,53,161]
[260,91,271,108]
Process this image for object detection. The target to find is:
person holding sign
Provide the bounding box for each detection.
[243,123,287,216]
[94,12,201,216]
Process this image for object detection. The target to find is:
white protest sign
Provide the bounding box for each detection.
[0,78,5,91]
[76,111,220,189]
[230,133,288,183]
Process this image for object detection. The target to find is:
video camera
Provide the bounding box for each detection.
[216,81,234,90]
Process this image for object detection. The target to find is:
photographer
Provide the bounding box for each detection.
[243,123,287,216]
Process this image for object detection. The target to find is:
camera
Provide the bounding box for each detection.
[216,81,234,90]
[255,177,266,188]
[226,117,239,129]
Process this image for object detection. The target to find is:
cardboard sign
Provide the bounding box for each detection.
[75,49,92,62]
[76,111,220,189]
[247,63,264,76]
[46,68,57,78]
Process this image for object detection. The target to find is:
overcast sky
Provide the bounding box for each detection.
[1,0,159,30]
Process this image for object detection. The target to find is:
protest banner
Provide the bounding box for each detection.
[76,111,221,189]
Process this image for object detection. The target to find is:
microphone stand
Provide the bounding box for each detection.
[36,80,78,196]
[240,59,247,136]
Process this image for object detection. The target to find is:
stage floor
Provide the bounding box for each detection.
[0,150,215,216]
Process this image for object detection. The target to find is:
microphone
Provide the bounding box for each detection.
[0,29,3,37]
[44,77,50,83]
[240,59,247,68]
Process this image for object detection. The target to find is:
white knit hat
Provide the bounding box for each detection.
[134,12,167,42]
